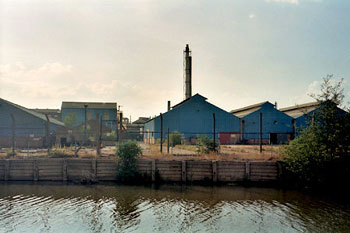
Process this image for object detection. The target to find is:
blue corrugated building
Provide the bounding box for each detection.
[144,94,240,143]
[230,101,294,144]
[0,98,64,147]
[280,101,347,131]
[61,102,118,130]
[280,102,320,130]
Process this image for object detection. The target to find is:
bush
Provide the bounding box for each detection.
[169,131,184,147]
[115,141,142,182]
[196,135,218,153]
[282,76,350,186]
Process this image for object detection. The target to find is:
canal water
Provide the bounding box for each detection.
[0,183,349,233]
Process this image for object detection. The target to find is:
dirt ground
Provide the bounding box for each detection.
[0,143,281,161]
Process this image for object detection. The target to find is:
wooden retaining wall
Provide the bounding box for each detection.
[0,159,281,183]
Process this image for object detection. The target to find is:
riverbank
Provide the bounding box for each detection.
[0,158,281,183]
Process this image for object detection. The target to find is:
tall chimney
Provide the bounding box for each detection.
[183,44,192,100]
[167,101,171,111]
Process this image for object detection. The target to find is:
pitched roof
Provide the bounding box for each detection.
[61,101,117,109]
[0,98,64,126]
[279,101,320,118]
[30,108,61,114]
[132,117,150,124]
[144,93,211,123]
[230,101,270,118]
[171,93,207,109]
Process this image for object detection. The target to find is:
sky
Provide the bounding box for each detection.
[1,0,349,120]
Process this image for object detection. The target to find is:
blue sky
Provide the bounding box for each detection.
[1,0,349,119]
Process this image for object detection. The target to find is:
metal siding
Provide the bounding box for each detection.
[147,96,240,139]
[61,108,117,129]
[242,103,294,140]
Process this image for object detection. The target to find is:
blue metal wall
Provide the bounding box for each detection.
[0,100,60,137]
[61,108,117,130]
[144,94,240,139]
[242,102,294,140]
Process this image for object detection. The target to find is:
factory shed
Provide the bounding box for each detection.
[230,101,294,144]
[280,102,320,130]
[144,94,240,144]
[61,101,117,130]
[0,98,64,148]
[280,101,347,131]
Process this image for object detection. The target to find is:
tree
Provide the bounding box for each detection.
[282,75,350,185]
[115,141,142,182]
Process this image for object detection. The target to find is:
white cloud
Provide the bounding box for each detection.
[264,0,321,4]
[265,0,300,4]
[248,14,256,19]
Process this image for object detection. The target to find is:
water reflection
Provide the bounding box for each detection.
[0,183,349,233]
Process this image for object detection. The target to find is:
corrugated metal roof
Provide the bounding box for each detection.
[30,109,61,114]
[61,101,117,109]
[280,102,320,118]
[145,94,208,124]
[171,94,207,109]
[0,98,64,126]
[230,101,269,118]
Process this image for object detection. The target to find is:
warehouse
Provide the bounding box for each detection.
[144,94,240,144]
[280,101,347,131]
[230,101,294,144]
[0,98,64,148]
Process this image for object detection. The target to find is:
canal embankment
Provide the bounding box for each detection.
[0,159,282,183]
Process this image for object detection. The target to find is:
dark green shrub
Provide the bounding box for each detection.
[282,76,350,186]
[169,131,184,147]
[115,141,142,182]
[196,135,218,153]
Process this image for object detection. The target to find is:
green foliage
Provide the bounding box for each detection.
[64,112,77,128]
[196,135,218,153]
[282,76,350,185]
[169,131,184,147]
[115,141,142,182]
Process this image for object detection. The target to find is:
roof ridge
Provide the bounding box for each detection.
[0,98,64,126]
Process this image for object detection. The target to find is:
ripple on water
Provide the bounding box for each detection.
[1,185,350,233]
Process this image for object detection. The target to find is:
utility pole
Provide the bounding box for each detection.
[160,113,163,153]
[167,128,170,154]
[259,112,263,153]
[97,116,102,157]
[213,113,216,152]
[45,114,50,154]
[10,114,15,156]
[84,104,88,145]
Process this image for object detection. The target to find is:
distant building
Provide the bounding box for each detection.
[230,101,294,144]
[61,102,117,131]
[0,98,64,148]
[126,117,150,141]
[280,101,347,131]
[279,102,320,130]
[31,108,61,121]
[144,94,240,144]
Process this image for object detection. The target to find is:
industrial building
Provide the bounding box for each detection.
[280,101,347,131]
[0,98,64,148]
[230,101,295,144]
[279,102,320,130]
[144,94,241,143]
[61,102,118,130]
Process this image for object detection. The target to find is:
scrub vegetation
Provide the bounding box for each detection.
[115,141,142,182]
[282,76,350,186]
